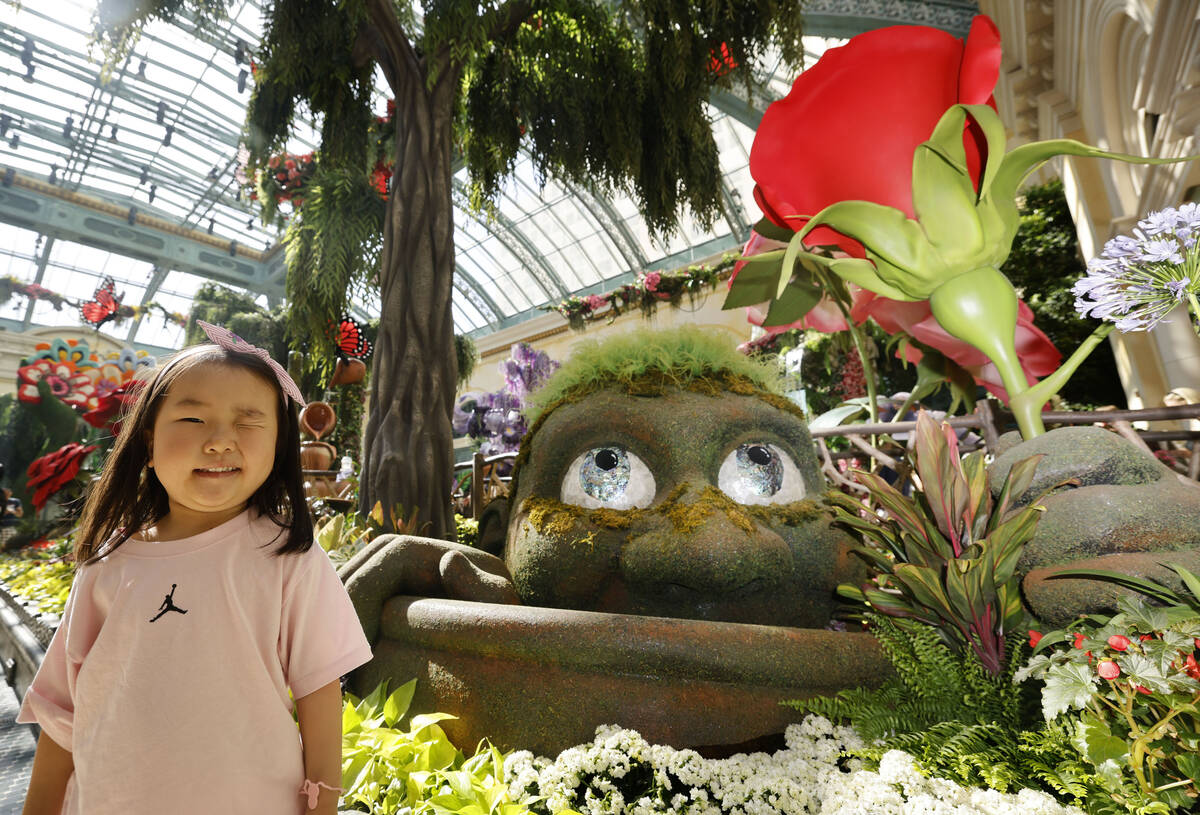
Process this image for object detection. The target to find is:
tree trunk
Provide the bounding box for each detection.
[360,54,459,539]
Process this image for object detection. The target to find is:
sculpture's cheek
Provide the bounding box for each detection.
[778,521,864,626]
[506,512,627,608]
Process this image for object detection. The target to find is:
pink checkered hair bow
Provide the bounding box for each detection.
[195,320,306,407]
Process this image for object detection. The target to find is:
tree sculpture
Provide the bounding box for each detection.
[96,0,804,537]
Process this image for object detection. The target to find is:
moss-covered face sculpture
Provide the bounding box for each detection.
[503,328,858,628]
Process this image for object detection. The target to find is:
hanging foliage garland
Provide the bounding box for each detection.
[543,254,739,330]
[0,275,187,331]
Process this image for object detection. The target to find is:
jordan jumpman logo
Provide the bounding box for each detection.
[149,584,188,622]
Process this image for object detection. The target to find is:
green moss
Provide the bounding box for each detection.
[745,498,826,527]
[657,485,749,534]
[589,508,635,529]
[525,326,784,424]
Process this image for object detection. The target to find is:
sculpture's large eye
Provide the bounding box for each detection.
[718,443,806,505]
[561,447,656,510]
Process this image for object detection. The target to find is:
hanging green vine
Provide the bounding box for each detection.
[282,169,386,376]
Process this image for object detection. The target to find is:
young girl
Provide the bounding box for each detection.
[19,322,373,815]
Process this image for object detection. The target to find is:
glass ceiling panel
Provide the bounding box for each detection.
[452,298,485,334]
[0,1,854,343]
[0,0,313,252]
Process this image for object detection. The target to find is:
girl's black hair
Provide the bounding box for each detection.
[74,345,313,564]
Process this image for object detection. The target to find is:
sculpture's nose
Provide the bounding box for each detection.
[620,484,794,597]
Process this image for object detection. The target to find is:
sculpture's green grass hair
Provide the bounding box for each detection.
[525,326,784,426]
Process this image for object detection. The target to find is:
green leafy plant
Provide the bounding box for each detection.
[1016,565,1200,813]
[828,410,1051,675]
[340,680,539,815]
[314,512,373,565]
[0,545,75,616]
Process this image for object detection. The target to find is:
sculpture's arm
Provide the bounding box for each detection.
[339,534,520,645]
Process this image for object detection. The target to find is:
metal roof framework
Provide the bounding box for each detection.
[0,0,976,350]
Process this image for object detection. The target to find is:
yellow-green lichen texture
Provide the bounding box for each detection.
[522,490,829,539]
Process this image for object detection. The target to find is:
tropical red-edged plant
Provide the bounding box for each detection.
[828,410,1055,675]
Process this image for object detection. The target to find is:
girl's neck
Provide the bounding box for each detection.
[141,504,248,542]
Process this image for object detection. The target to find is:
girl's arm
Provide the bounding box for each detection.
[22,731,74,815]
[295,678,343,815]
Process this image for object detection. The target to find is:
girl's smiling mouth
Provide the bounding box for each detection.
[194,466,241,477]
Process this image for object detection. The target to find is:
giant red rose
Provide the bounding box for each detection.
[751,16,1001,251]
[857,290,1060,402]
[731,15,1061,402]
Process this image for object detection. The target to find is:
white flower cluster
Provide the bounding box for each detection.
[503,716,1082,815]
[819,750,1080,815]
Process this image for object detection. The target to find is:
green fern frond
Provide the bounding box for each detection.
[283,167,386,377]
[782,614,1116,807]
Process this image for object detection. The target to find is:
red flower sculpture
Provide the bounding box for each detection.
[81,380,144,434]
[26,442,97,511]
[751,16,1001,245]
[731,16,1061,402]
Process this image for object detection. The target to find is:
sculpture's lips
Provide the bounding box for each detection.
[659,577,771,597]
[363,596,892,755]
[376,596,885,690]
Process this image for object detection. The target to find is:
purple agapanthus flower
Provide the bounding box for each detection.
[1075,205,1200,332]
[1138,238,1184,265]
[1138,209,1180,236]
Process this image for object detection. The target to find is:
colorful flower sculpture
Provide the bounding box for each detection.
[727,15,1194,438]
[16,340,154,414]
[16,339,102,411]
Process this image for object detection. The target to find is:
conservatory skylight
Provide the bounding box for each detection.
[0,0,974,345]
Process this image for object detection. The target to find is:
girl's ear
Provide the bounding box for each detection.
[145,431,154,468]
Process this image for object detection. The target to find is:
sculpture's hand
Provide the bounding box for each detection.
[989,427,1200,627]
[338,534,520,645]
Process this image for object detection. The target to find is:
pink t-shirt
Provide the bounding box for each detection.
[17,509,373,814]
